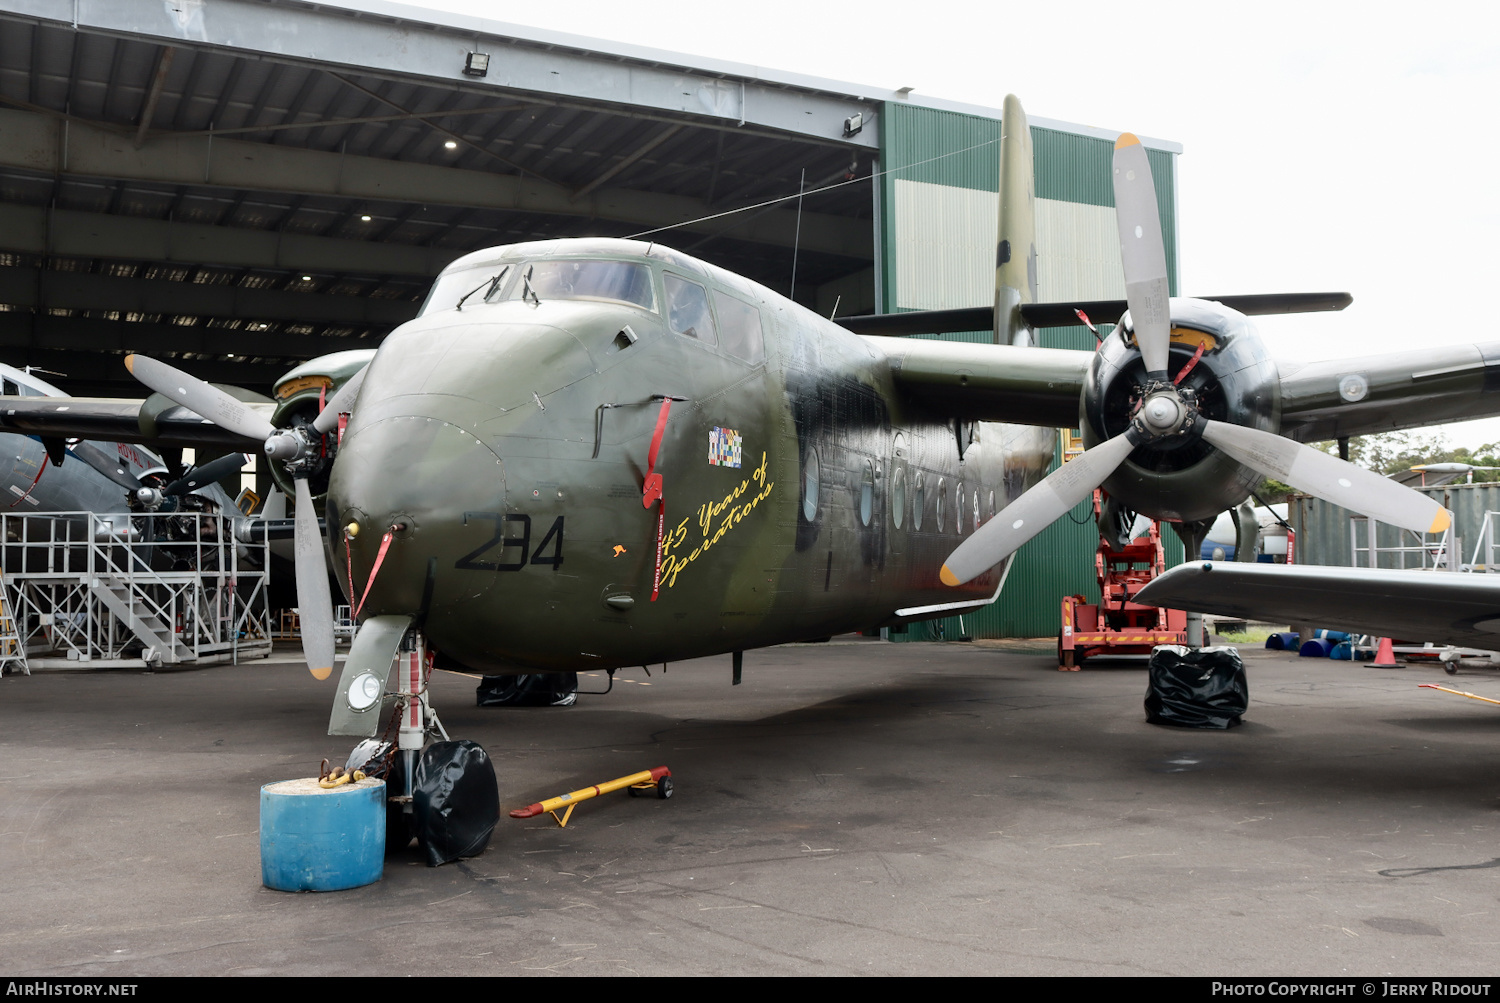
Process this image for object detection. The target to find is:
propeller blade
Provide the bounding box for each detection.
[67,442,143,491]
[312,364,369,435]
[125,355,276,442]
[1198,420,1452,535]
[1112,134,1171,378]
[941,431,1139,586]
[293,476,336,681]
[163,452,248,497]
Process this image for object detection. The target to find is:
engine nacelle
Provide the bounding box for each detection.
[1080,298,1280,525]
[265,349,375,500]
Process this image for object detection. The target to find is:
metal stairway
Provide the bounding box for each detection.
[89,578,195,665]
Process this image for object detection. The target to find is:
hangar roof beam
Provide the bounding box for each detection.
[0,204,461,278]
[11,0,880,150]
[0,107,871,258]
[0,266,420,328]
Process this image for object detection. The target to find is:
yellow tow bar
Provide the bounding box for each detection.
[508,766,673,828]
[1420,683,1500,706]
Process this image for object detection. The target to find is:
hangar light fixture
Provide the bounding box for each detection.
[843,113,863,138]
[360,214,372,222]
[444,140,458,150]
[464,52,490,77]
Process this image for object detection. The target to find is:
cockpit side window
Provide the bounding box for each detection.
[710,290,764,363]
[508,259,656,311]
[664,274,717,346]
[2,379,18,396]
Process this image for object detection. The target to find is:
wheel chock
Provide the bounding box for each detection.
[509,766,673,827]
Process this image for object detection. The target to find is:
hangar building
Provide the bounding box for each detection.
[0,0,1182,636]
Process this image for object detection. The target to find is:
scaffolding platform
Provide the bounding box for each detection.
[1,511,272,670]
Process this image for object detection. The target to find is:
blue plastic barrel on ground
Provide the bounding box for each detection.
[1266,632,1298,651]
[1329,641,1353,660]
[260,777,385,892]
[1298,638,1336,658]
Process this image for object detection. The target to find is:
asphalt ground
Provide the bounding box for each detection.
[1,640,1498,977]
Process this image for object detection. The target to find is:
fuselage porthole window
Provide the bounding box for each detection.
[913,475,925,531]
[859,460,874,527]
[803,447,820,522]
[936,478,946,532]
[665,273,718,346]
[891,466,906,529]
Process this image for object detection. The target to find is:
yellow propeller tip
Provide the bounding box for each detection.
[310,666,333,681]
[1430,508,1453,534]
[939,564,960,587]
[123,354,136,373]
[1114,132,1141,150]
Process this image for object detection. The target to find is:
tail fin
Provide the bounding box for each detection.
[994,94,1037,347]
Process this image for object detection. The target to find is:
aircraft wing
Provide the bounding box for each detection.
[862,336,1089,428]
[0,396,270,448]
[1135,561,1500,648]
[1278,342,1500,442]
[838,293,1352,336]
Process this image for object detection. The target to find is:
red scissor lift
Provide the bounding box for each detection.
[1058,490,1187,670]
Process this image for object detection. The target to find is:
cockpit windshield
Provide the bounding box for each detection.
[420,265,511,316]
[505,260,655,311]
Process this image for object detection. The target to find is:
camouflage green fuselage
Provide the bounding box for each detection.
[328,239,1052,673]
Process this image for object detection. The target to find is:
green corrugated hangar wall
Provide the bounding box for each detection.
[876,102,1185,640]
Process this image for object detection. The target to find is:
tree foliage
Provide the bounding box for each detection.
[1314,431,1500,480]
[1252,432,1500,503]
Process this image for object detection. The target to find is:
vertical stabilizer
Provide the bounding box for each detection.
[994,94,1037,347]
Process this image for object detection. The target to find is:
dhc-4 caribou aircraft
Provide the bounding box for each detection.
[6,96,1500,851]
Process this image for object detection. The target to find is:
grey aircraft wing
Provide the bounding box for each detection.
[1134,561,1500,648]
[860,336,1090,428]
[1277,342,1500,442]
[0,396,272,448]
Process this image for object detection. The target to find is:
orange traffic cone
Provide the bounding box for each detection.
[1373,636,1398,667]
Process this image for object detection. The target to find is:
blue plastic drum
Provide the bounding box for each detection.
[260,777,386,892]
[1298,638,1336,658]
[1265,632,1299,651]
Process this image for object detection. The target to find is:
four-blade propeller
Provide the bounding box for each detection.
[123,353,365,679]
[941,133,1452,587]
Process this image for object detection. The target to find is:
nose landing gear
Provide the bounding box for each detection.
[336,620,500,866]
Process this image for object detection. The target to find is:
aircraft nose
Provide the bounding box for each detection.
[327,413,506,616]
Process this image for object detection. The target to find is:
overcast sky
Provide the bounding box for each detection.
[409,0,1500,449]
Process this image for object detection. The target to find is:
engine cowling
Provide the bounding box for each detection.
[1080,298,1280,524]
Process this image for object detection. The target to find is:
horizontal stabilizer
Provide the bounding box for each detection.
[838,292,1352,337]
[1135,562,1500,650]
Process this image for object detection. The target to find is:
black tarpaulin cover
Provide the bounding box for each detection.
[412,740,500,866]
[476,673,579,706]
[1144,645,1249,730]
